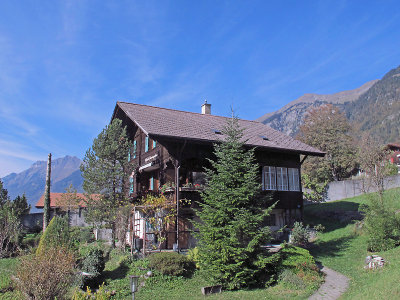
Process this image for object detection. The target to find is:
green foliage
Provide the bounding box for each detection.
[11,194,30,217]
[16,246,76,300]
[70,226,94,244]
[0,180,10,207]
[80,118,134,246]
[36,215,71,255]
[72,283,112,300]
[187,247,200,269]
[195,115,272,290]
[302,174,328,203]
[278,269,306,290]
[148,252,195,277]
[279,244,316,269]
[314,224,325,232]
[361,196,400,252]
[290,222,311,247]
[0,201,22,258]
[81,248,105,276]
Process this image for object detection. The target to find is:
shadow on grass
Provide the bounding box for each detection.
[304,201,361,233]
[102,261,130,281]
[309,235,354,260]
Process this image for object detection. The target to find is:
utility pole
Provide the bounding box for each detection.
[43,153,51,231]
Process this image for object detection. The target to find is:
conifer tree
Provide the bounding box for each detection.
[195,116,272,290]
[80,118,133,247]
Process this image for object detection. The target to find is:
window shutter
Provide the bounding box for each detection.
[150,176,154,190]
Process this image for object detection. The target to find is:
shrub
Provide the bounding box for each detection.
[0,202,22,258]
[314,224,325,232]
[81,248,105,276]
[278,244,322,289]
[71,283,112,300]
[148,252,195,277]
[187,247,200,269]
[278,269,306,289]
[362,197,400,251]
[15,246,76,299]
[290,222,310,247]
[36,216,71,255]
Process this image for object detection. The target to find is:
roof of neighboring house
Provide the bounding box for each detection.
[35,193,99,209]
[113,102,325,157]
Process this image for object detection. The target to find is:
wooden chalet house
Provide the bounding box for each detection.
[111,101,324,252]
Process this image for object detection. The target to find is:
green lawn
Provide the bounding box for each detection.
[304,187,400,299]
[0,257,23,300]
[101,248,320,300]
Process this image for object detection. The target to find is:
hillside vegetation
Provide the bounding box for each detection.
[258,64,400,144]
[304,187,400,299]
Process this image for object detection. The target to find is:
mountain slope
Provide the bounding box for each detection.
[257,80,378,136]
[345,65,400,143]
[2,156,83,212]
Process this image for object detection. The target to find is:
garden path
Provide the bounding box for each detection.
[308,266,349,300]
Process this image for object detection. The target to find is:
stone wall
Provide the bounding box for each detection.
[326,174,400,202]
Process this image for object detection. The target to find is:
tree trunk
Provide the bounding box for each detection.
[43,153,51,232]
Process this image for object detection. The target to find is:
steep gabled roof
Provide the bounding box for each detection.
[114,102,325,157]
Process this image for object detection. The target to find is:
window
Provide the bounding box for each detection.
[288,168,300,191]
[276,167,288,191]
[262,166,300,192]
[145,136,149,152]
[129,177,134,194]
[128,150,131,162]
[153,140,156,148]
[149,176,154,190]
[133,140,137,159]
[262,166,276,190]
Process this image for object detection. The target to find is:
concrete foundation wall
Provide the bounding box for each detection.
[326,174,400,202]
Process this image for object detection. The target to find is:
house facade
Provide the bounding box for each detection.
[111,101,324,252]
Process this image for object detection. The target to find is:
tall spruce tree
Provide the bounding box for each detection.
[195,116,272,290]
[80,118,133,247]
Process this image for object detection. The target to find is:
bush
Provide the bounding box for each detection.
[278,269,306,289]
[290,222,310,247]
[278,244,323,289]
[72,283,112,300]
[81,248,105,276]
[36,216,71,255]
[362,197,400,251]
[15,246,76,299]
[187,247,200,269]
[148,252,195,277]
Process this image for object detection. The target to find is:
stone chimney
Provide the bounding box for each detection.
[201,100,211,114]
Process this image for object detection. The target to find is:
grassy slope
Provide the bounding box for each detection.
[104,250,318,300]
[304,187,400,299]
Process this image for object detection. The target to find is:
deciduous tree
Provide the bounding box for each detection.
[298,104,357,182]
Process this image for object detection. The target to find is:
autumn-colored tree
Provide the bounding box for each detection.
[357,134,397,201]
[297,104,357,182]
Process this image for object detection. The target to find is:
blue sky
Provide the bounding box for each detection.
[1,0,400,177]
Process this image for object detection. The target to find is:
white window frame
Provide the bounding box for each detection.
[262,166,276,190]
[288,168,300,191]
[276,167,288,191]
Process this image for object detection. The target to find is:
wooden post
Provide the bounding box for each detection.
[43,153,51,231]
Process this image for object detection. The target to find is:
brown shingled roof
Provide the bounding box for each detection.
[35,193,100,209]
[115,102,325,157]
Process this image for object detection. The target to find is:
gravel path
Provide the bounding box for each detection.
[309,266,350,300]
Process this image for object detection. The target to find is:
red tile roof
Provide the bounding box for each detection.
[115,102,325,157]
[35,193,99,209]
